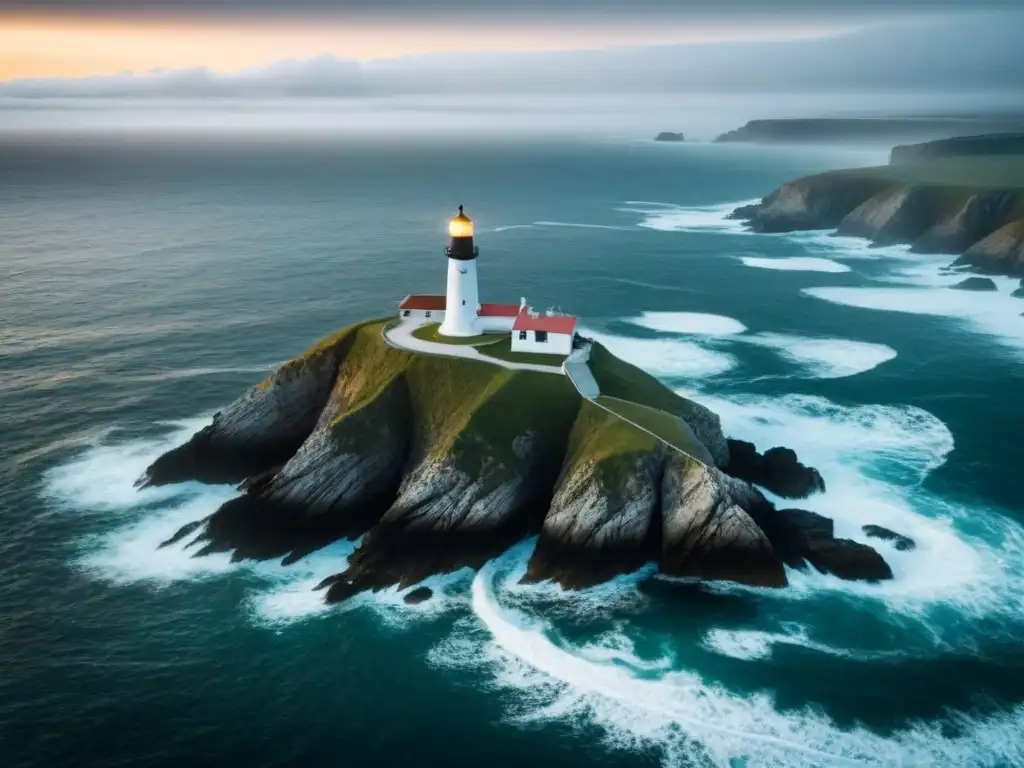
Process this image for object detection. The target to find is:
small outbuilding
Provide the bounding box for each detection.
[398,294,446,324]
[511,312,576,356]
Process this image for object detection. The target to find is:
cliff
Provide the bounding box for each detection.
[731,155,1024,277]
[891,133,1024,165]
[715,118,1024,145]
[141,319,896,601]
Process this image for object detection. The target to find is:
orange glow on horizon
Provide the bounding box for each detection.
[0,14,854,81]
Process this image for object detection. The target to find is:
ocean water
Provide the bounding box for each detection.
[3,129,1024,768]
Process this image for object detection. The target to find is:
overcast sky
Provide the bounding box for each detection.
[0,2,1021,96]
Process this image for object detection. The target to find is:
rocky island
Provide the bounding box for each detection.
[139,317,900,603]
[730,135,1024,278]
[655,132,685,142]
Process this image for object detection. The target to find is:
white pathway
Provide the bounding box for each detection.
[383,316,565,374]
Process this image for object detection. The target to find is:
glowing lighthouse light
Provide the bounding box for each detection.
[438,205,482,337]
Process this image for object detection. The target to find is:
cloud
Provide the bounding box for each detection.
[1,13,1022,98]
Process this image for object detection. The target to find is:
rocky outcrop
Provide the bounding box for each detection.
[137,326,359,487]
[404,586,433,604]
[952,277,998,292]
[655,132,685,142]
[724,439,825,499]
[913,191,1018,253]
[953,220,1024,277]
[837,186,945,245]
[733,168,1024,279]
[1013,280,1024,298]
[751,508,893,581]
[142,320,897,603]
[891,133,1024,165]
[739,174,892,233]
[659,459,785,587]
[525,428,665,588]
[862,525,916,552]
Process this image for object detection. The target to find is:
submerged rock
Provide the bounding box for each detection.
[659,458,785,587]
[403,586,433,604]
[724,439,825,499]
[951,276,999,292]
[862,524,916,551]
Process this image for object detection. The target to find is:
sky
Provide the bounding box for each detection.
[0,2,1022,97]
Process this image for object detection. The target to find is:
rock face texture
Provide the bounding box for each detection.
[143,320,896,602]
[138,327,357,487]
[953,220,1024,277]
[660,459,785,587]
[724,439,825,499]
[731,166,1024,279]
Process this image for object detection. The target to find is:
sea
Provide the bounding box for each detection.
[3,100,1024,768]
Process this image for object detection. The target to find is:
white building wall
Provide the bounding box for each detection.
[476,316,516,333]
[511,330,573,356]
[439,258,480,336]
[398,308,445,325]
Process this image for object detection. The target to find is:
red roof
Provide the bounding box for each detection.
[399,294,446,310]
[478,303,521,317]
[513,312,577,335]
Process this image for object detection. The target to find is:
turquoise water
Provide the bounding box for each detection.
[3,132,1024,767]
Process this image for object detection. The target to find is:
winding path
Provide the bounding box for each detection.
[382,316,564,374]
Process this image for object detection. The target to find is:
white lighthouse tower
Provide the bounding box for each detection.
[438,205,481,337]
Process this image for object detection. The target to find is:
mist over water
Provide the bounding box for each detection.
[3,121,1024,767]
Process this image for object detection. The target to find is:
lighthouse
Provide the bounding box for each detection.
[438,205,481,337]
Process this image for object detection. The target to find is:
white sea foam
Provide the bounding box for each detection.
[742,333,897,379]
[808,281,1024,353]
[438,556,1024,768]
[621,199,758,234]
[689,390,1024,622]
[739,255,851,273]
[582,327,736,379]
[628,311,747,336]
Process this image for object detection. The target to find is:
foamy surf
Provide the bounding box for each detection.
[739,255,851,273]
[447,554,1024,768]
[741,333,897,379]
[620,199,759,234]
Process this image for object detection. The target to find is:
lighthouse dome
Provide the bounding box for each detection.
[448,205,473,238]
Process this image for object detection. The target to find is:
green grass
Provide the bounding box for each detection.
[561,400,661,491]
[587,342,706,426]
[596,396,705,458]
[409,322,503,347]
[476,335,567,367]
[834,156,1024,190]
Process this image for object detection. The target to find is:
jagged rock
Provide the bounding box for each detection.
[328,425,563,601]
[751,508,892,581]
[912,190,1017,253]
[953,219,1024,277]
[404,586,433,604]
[724,439,825,499]
[659,458,785,587]
[862,524,916,551]
[951,276,998,292]
[136,329,357,487]
[655,132,685,142]
[745,175,890,233]
[837,186,944,245]
[525,441,666,588]
[1013,279,1024,298]
[728,203,761,221]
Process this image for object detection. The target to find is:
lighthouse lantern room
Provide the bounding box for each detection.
[438,205,481,337]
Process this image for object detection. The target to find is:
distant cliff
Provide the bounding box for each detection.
[139,319,896,602]
[730,156,1024,276]
[890,133,1024,165]
[715,118,1024,144]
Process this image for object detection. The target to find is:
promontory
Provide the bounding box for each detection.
[139,318,901,602]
